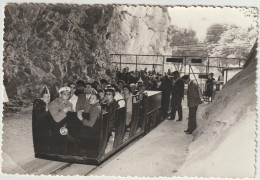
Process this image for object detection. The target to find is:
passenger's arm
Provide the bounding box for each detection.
[49,103,67,123]
[82,108,101,127]
[75,95,83,112]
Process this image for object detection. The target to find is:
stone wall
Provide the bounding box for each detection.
[4,3,114,102]
[3,3,171,103]
[107,5,171,55]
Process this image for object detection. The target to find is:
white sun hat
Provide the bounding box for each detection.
[58,87,71,94]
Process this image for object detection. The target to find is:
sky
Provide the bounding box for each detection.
[167,6,258,41]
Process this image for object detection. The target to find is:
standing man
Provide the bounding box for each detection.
[160,73,172,119]
[169,71,184,121]
[181,75,202,134]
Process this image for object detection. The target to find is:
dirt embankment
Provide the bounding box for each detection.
[176,55,257,178]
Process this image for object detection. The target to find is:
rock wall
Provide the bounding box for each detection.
[176,44,257,178]
[3,4,171,103]
[107,5,171,55]
[106,5,171,72]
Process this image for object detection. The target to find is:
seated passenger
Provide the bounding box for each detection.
[130,83,138,95]
[68,82,78,112]
[100,79,108,91]
[74,80,85,96]
[112,84,125,108]
[33,86,51,121]
[92,80,100,91]
[77,94,101,127]
[97,89,106,106]
[123,85,133,127]
[137,84,148,100]
[103,88,119,140]
[76,82,93,112]
[117,80,125,95]
[49,87,73,123]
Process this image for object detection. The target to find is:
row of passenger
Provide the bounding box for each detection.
[33,79,148,140]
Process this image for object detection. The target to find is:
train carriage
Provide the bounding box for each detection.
[32,91,162,165]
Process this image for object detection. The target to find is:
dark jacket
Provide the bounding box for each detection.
[103,99,119,132]
[160,76,172,93]
[76,93,91,112]
[32,99,50,122]
[82,103,101,127]
[74,89,84,96]
[187,80,201,107]
[171,78,184,105]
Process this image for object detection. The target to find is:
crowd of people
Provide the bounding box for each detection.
[33,67,154,141]
[33,67,206,137]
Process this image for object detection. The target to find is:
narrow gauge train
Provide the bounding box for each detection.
[32,91,162,165]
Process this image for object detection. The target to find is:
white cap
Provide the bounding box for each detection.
[137,77,143,83]
[130,83,137,87]
[58,87,71,94]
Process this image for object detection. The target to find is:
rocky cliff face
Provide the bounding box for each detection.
[176,44,257,178]
[107,5,171,55]
[3,4,171,104]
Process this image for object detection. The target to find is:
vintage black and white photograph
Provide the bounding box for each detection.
[1,1,258,179]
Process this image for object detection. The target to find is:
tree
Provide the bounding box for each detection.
[166,25,199,73]
[167,25,198,47]
[208,25,257,67]
[205,24,228,43]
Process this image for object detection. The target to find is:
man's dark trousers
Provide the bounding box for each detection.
[188,106,198,132]
[170,99,182,120]
[161,91,170,118]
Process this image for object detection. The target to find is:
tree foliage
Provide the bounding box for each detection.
[207,25,257,66]
[167,25,198,47]
[205,24,228,44]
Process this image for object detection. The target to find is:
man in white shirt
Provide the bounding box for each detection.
[111,84,125,108]
[68,82,78,112]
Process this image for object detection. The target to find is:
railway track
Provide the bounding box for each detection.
[46,135,142,176]
[50,163,97,176]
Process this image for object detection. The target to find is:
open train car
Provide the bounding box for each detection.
[32,91,162,165]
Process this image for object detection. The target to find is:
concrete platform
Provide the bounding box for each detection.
[90,115,193,177]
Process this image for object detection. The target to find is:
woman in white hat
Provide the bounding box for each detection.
[49,87,73,123]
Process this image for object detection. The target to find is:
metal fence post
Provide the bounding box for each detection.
[207,57,209,74]
[162,56,165,74]
[136,55,138,71]
[120,55,122,71]
[184,55,186,75]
